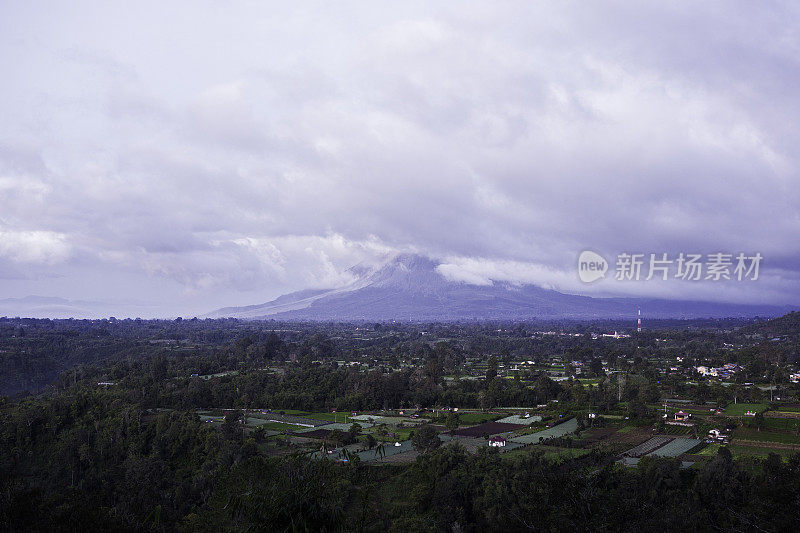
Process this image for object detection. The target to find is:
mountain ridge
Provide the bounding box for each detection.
[206,254,797,321]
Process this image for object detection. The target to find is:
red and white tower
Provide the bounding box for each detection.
[637,307,642,332]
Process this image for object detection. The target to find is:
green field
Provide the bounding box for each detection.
[264,410,351,423]
[503,445,590,462]
[540,446,591,461]
[729,445,798,458]
[366,426,414,442]
[197,414,224,423]
[763,418,800,431]
[660,425,693,435]
[734,427,800,445]
[697,443,721,456]
[724,403,767,416]
[300,412,352,423]
[258,421,303,432]
[458,412,503,424]
[649,404,714,416]
[196,409,227,417]
[696,442,797,459]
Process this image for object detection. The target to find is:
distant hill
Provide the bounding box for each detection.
[0,296,157,319]
[0,296,102,319]
[740,311,800,338]
[207,254,797,321]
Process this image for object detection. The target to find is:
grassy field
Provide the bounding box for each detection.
[734,427,800,445]
[503,445,590,462]
[685,408,716,416]
[265,410,352,423]
[301,412,352,423]
[698,443,721,456]
[257,421,302,432]
[729,445,798,458]
[764,417,800,431]
[197,414,225,424]
[197,409,227,416]
[458,412,503,424]
[377,427,414,441]
[660,425,693,435]
[776,405,800,413]
[697,443,797,459]
[363,425,414,438]
[724,403,767,416]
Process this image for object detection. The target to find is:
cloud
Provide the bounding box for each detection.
[0,1,798,312]
[0,230,71,265]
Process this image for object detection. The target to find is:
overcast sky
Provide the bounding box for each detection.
[1,1,799,317]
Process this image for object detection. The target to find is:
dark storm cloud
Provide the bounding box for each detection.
[0,1,798,315]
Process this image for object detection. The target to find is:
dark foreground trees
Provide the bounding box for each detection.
[4,385,800,532]
[411,424,441,453]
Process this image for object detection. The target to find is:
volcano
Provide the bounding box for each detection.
[207,254,794,321]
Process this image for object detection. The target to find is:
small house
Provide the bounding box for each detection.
[674,411,690,422]
[489,436,507,447]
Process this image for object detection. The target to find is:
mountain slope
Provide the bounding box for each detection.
[739,311,800,338]
[207,254,796,321]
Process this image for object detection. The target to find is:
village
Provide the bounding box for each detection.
[185,341,800,468]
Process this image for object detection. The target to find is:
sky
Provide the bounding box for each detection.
[1,1,799,317]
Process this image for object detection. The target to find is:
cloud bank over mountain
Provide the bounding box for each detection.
[207,254,796,321]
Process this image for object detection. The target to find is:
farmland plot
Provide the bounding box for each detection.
[647,438,701,457]
[623,436,673,457]
[496,414,543,425]
[510,418,578,444]
[724,403,767,416]
[452,421,525,437]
